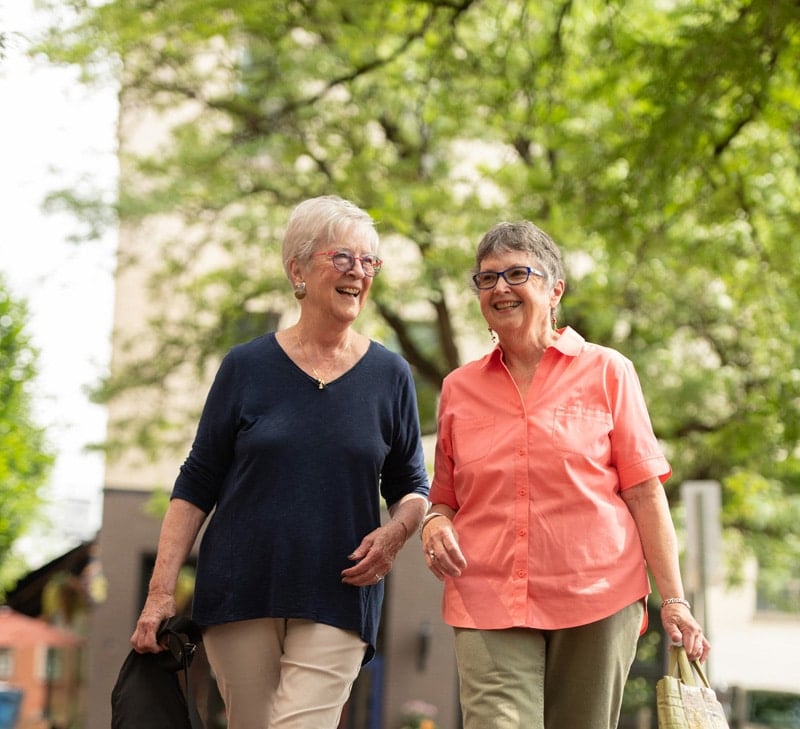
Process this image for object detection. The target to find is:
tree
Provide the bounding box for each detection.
[0,276,53,592]
[36,0,800,596]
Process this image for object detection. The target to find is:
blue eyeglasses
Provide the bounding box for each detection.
[472,266,545,290]
[313,250,383,277]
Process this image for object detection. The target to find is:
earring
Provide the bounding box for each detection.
[488,327,498,344]
[293,281,307,300]
[551,315,558,330]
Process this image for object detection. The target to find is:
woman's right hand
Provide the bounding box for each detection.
[421,512,467,580]
[129,591,177,653]
[129,498,206,653]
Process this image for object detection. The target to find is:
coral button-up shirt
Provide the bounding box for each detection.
[430,327,671,631]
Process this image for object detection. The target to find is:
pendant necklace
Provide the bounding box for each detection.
[296,331,351,390]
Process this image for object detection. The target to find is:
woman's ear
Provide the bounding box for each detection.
[288,257,303,282]
[550,279,566,308]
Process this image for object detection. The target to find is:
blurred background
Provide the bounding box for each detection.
[1,1,799,727]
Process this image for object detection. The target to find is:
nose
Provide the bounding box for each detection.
[493,273,513,291]
[347,257,368,278]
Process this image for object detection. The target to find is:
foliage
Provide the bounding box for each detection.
[0,276,53,593]
[33,0,800,592]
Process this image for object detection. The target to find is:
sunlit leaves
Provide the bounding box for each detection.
[0,277,53,592]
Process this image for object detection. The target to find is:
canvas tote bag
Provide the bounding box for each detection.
[656,644,730,729]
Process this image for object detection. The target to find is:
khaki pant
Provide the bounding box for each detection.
[454,600,644,729]
[204,617,367,729]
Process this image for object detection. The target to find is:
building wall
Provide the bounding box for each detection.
[86,490,163,729]
[706,560,800,694]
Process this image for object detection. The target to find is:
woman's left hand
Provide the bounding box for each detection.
[340,520,406,586]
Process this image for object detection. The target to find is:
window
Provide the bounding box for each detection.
[756,564,800,614]
[745,690,800,728]
[0,647,14,679]
[45,648,63,681]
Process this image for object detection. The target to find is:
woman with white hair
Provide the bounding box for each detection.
[131,195,429,728]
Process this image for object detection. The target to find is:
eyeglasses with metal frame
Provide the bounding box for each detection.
[472,266,545,290]
[313,249,383,277]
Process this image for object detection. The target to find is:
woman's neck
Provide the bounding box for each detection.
[498,329,559,397]
[500,329,556,368]
[294,320,352,351]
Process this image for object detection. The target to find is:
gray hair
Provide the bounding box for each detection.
[281,195,379,279]
[473,221,565,288]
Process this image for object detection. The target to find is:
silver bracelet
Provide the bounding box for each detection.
[661,597,691,610]
[418,512,447,539]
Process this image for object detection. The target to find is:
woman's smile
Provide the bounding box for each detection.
[492,299,521,311]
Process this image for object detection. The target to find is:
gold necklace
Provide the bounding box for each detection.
[296,331,352,390]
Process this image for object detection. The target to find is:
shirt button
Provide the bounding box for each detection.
[518,530,526,537]
[517,570,526,578]
[518,449,525,456]
[518,489,526,496]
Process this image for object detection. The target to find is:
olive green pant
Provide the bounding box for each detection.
[454,600,643,729]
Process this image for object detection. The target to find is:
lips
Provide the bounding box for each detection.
[337,286,361,297]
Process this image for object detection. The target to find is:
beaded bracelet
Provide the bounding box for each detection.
[661,597,691,610]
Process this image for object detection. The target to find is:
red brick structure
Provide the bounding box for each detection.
[0,607,84,729]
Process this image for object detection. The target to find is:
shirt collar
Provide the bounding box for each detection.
[551,326,584,356]
[483,326,584,370]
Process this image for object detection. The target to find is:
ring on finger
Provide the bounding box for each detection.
[428,550,436,560]
[375,574,383,582]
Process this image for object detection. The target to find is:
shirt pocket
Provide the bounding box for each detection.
[552,405,612,458]
[451,416,496,466]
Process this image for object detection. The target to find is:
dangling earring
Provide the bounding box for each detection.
[488,327,498,344]
[293,281,307,300]
[551,312,558,330]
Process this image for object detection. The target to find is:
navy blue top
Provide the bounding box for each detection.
[172,332,429,662]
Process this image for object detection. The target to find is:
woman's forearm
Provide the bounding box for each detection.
[148,497,207,596]
[621,478,686,601]
[388,493,429,543]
